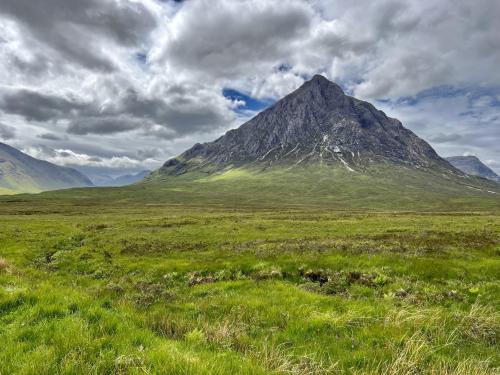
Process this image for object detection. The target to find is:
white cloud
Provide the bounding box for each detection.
[0,0,499,174]
[0,122,16,140]
[24,146,159,170]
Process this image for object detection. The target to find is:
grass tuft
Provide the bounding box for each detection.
[0,257,9,272]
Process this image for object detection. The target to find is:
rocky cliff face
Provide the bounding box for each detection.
[159,75,459,175]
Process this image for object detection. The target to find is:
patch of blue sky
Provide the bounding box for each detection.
[223,88,274,114]
[135,52,148,65]
[277,63,292,72]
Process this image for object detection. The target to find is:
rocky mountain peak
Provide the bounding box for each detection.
[298,74,345,97]
[160,75,456,176]
[310,74,344,89]
[446,156,499,182]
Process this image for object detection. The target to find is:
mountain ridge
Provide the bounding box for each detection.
[0,142,93,194]
[91,170,151,187]
[446,156,499,183]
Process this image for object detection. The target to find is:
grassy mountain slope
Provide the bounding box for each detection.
[97,170,151,187]
[0,142,93,194]
[1,162,497,213]
[145,164,499,210]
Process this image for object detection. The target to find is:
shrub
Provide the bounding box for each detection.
[253,267,282,280]
[185,328,206,346]
[0,257,8,272]
[146,313,193,339]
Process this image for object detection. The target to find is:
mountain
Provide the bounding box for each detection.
[446,156,499,183]
[158,76,460,176]
[111,170,150,186]
[91,170,151,187]
[157,75,461,176]
[145,75,498,209]
[0,142,93,194]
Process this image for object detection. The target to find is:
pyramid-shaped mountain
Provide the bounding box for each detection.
[159,75,458,176]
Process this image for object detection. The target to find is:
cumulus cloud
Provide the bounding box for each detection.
[0,88,86,122]
[37,133,66,141]
[152,0,313,79]
[429,133,463,143]
[0,122,16,140]
[485,160,500,170]
[0,0,499,174]
[0,0,157,72]
[24,145,156,170]
[376,89,500,171]
[67,117,142,136]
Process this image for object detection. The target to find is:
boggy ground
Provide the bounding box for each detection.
[0,203,499,374]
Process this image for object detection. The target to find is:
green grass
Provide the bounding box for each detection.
[3,164,499,211]
[0,187,15,195]
[0,166,499,373]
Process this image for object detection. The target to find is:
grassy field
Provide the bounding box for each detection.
[0,167,499,374]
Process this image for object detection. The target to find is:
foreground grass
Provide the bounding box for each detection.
[0,195,498,374]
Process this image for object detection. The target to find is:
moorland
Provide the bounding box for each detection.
[0,174,498,374]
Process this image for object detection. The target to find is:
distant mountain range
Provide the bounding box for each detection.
[446,156,499,182]
[90,170,151,187]
[0,142,93,194]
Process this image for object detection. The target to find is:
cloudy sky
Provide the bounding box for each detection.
[0,0,499,178]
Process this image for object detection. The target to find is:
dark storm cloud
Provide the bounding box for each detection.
[58,151,72,158]
[157,0,313,78]
[67,117,143,135]
[0,0,157,71]
[7,54,54,76]
[115,87,229,135]
[37,133,65,141]
[0,122,15,140]
[0,85,232,138]
[0,89,86,122]
[135,148,161,161]
[63,87,232,137]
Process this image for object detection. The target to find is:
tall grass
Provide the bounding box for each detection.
[0,202,498,373]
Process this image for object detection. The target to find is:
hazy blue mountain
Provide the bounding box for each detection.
[0,142,93,194]
[446,156,499,182]
[91,170,151,187]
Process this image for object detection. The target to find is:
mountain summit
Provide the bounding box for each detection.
[159,75,455,176]
[446,156,499,182]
